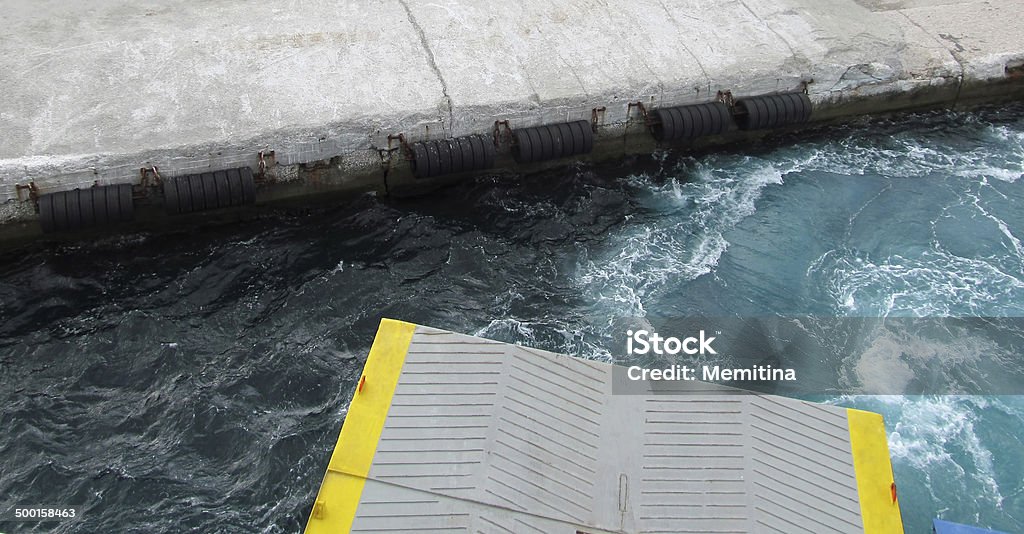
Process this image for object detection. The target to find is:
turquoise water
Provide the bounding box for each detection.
[569,108,1024,532]
[1,104,1022,532]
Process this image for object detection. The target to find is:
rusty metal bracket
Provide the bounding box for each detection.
[15,182,39,203]
[387,133,412,160]
[493,120,513,148]
[257,149,277,182]
[591,107,607,133]
[627,101,649,121]
[717,90,736,108]
[139,166,163,188]
[628,101,659,128]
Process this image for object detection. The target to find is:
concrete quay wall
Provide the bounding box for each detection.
[1,0,1023,231]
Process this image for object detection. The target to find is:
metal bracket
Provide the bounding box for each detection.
[257,150,277,182]
[139,166,162,188]
[15,182,39,203]
[493,120,513,148]
[627,101,649,121]
[628,101,658,129]
[800,79,814,94]
[717,90,736,108]
[387,133,412,160]
[591,107,607,133]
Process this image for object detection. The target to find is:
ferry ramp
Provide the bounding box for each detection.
[305,319,903,534]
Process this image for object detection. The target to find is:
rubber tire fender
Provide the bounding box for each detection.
[92,186,108,224]
[117,184,134,222]
[436,140,453,176]
[576,120,594,154]
[214,170,231,208]
[476,135,496,169]
[536,125,554,162]
[163,175,182,214]
[456,137,475,172]
[51,191,71,231]
[224,169,241,206]
[712,101,734,134]
[424,141,441,178]
[526,127,544,163]
[38,193,56,233]
[239,167,256,205]
[66,189,82,229]
[568,121,589,156]
[188,174,205,212]
[654,108,676,142]
[103,185,122,222]
[512,129,533,163]
[791,92,812,123]
[79,188,95,227]
[736,97,767,130]
[200,172,217,209]
[676,106,694,139]
[547,125,565,160]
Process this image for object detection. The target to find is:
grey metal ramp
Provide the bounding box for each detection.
[305,320,903,533]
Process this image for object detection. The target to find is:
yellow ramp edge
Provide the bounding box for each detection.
[847,408,905,534]
[305,318,416,534]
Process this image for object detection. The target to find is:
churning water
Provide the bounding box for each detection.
[1,104,1023,533]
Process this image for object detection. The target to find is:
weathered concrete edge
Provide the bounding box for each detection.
[2,28,1023,232]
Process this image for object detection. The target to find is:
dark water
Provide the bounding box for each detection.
[2,104,1023,533]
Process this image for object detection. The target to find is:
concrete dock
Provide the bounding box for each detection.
[2,0,1023,232]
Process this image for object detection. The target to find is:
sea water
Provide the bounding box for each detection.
[1,104,1022,532]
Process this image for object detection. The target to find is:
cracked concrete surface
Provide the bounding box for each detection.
[397,0,456,133]
[1,0,1023,226]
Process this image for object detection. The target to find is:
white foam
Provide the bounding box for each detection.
[575,157,784,317]
[809,249,1024,317]
[824,394,1022,517]
[475,317,613,362]
[875,396,1005,507]
[771,119,1023,182]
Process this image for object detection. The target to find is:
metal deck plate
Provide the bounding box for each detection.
[306,320,903,534]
